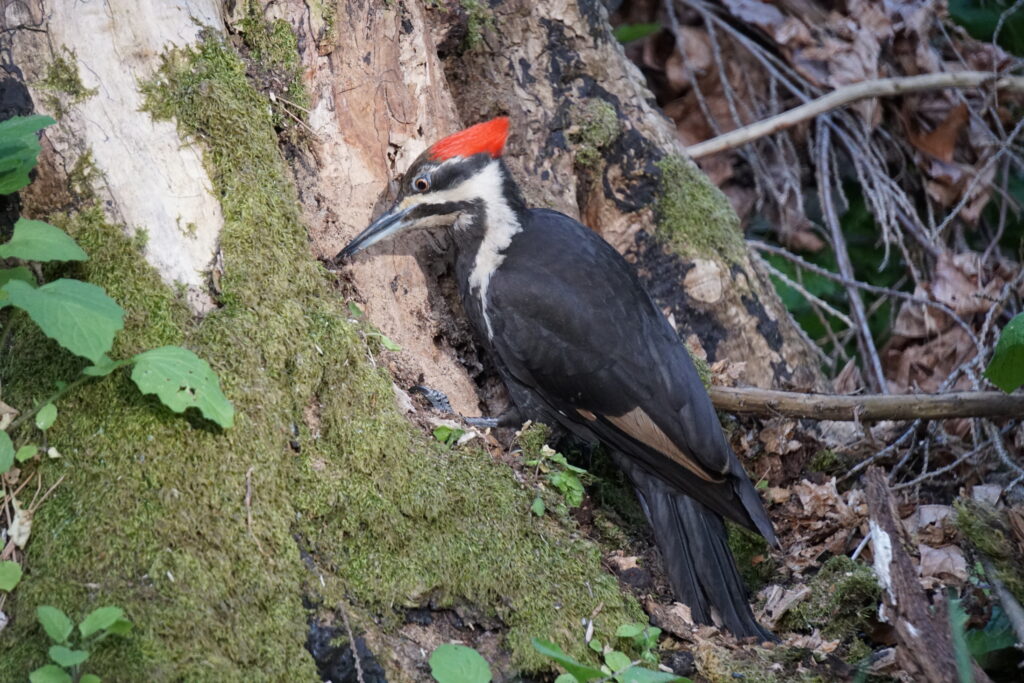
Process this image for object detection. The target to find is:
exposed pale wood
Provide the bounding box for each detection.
[865,468,993,683]
[711,386,1024,421]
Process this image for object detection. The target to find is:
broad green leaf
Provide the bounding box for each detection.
[130,346,234,428]
[966,607,1016,658]
[432,425,464,446]
[80,676,101,683]
[0,560,22,590]
[0,218,87,262]
[554,675,578,683]
[377,333,401,352]
[428,644,492,683]
[79,606,124,638]
[0,114,55,195]
[615,623,645,639]
[48,645,89,667]
[588,638,603,653]
[3,279,124,362]
[36,403,57,430]
[532,639,605,682]
[0,430,12,474]
[604,650,631,673]
[15,444,38,462]
[0,266,34,288]
[37,606,73,643]
[984,313,1024,393]
[28,665,72,683]
[949,597,973,683]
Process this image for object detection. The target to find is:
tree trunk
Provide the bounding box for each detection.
[0,0,821,679]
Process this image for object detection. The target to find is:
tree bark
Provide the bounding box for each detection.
[0,0,824,679]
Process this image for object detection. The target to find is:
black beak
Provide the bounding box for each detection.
[336,205,412,260]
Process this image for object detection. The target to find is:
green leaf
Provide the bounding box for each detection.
[531,496,545,516]
[80,676,101,683]
[588,638,603,653]
[48,645,90,667]
[37,606,74,643]
[0,430,12,474]
[14,443,36,462]
[428,644,492,683]
[36,403,57,430]
[373,332,402,352]
[130,346,234,428]
[966,607,1016,658]
[532,639,605,682]
[0,114,55,195]
[613,23,661,43]
[79,606,124,638]
[0,560,22,591]
[29,665,72,683]
[554,675,579,683]
[0,218,87,262]
[0,266,35,288]
[104,618,133,636]
[432,425,465,446]
[615,623,645,639]
[984,313,1024,393]
[3,278,124,363]
[82,355,129,377]
[949,596,972,683]
[604,650,631,673]
[618,668,688,683]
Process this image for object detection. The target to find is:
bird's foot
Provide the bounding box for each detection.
[411,385,522,429]
[464,416,499,429]
[411,385,453,414]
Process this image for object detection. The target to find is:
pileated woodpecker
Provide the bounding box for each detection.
[339,117,777,639]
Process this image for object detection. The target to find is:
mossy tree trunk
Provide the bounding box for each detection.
[1,0,819,680]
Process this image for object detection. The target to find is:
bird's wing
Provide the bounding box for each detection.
[487,211,773,538]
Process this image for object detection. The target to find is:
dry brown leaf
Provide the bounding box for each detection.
[917,544,968,583]
[909,104,968,163]
[0,401,18,431]
[760,419,802,455]
[903,505,956,546]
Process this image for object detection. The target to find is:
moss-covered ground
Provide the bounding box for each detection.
[0,29,639,680]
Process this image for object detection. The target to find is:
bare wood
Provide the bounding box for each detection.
[865,467,993,683]
[686,72,1024,159]
[710,386,1024,421]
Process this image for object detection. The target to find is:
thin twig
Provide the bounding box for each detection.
[754,253,856,328]
[686,72,1024,159]
[710,387,1024,421]
[818,123,889,393]
[891,438,993,490]
[339,604,366,683]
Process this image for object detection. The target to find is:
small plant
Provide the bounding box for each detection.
[30,604,132,683]
[612,623,662,665]
[533,636,687,683]
[429,643,492,683]
[433,425,465,447]
[0,114,233,481]
[524,444,590,510]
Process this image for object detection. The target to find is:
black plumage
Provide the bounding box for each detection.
[341,137,777,639]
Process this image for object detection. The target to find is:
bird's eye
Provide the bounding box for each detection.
[414,177,431,192]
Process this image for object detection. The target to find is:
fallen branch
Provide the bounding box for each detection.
[865,467,993,683]
[686,71,1024,159]
[710,386,1024,421]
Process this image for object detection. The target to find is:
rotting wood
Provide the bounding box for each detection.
[711,386,1024,421]
[865,467,994,683]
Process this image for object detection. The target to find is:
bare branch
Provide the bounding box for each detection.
[710,386,1024,421]
[686,71,1024,159]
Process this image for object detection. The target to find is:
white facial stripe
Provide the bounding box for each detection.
[464,163,521,339]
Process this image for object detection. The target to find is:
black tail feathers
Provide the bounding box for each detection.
[612,453,774,641]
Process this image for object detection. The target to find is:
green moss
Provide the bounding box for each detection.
[0,30,640,679]
[571,100,620,169]
[686,346,712,389]
[67,149,99,200]
[237,2,310,127]
[726,523,776,591]
[955,501,1024,602]
[655,155,746,263]
[37,49,97,119]
[780,556,880,647]
[516,421,552,460]
[809,449,842,474]
[461,0,494,49]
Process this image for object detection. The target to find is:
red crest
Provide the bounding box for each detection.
[428,117,510,161]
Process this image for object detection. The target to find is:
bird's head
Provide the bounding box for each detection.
[338,116,511,259]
